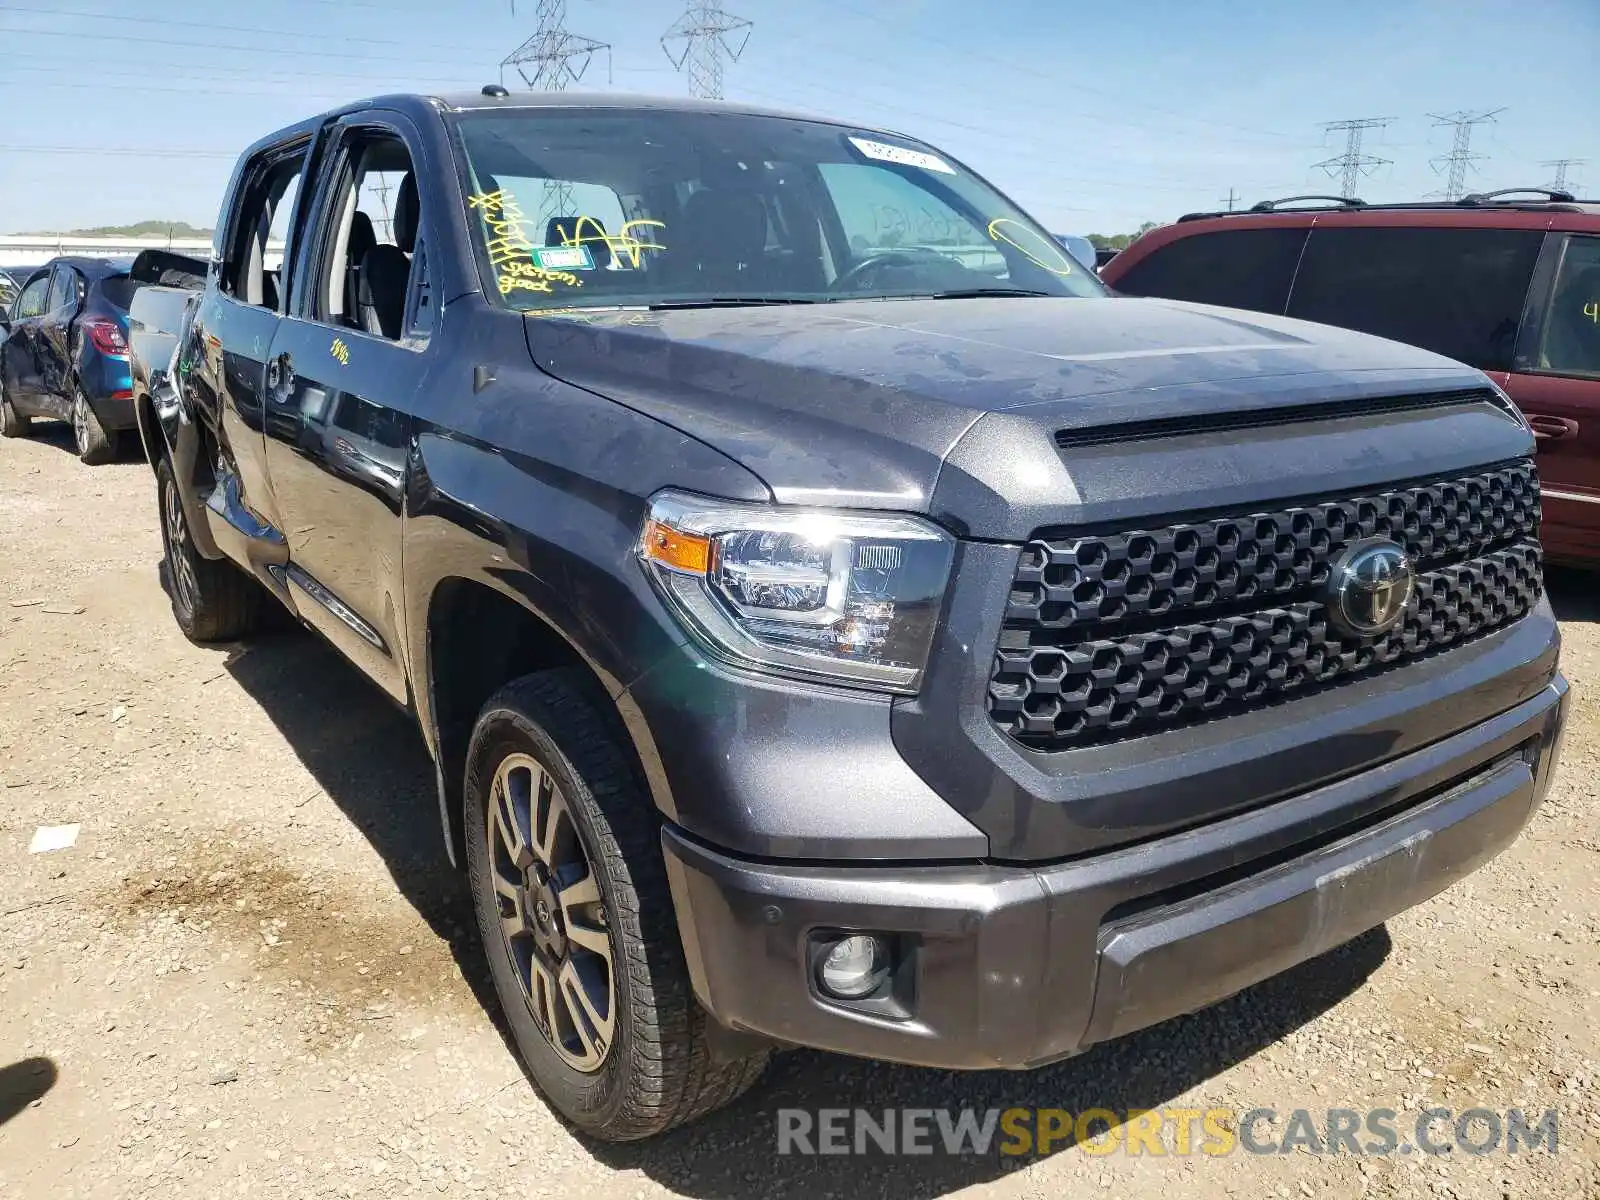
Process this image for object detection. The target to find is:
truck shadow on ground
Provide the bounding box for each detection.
[220,624,1391,1200]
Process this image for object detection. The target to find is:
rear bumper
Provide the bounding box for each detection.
[664,674,1566,1069]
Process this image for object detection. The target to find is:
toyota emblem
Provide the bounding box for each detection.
[1325,539,1414,638]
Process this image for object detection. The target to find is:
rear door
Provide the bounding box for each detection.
[1508,232,1600,563]
[3,273,51,406]
[185,132,316,543]
[261,111,437,702]
[35,265,85,414]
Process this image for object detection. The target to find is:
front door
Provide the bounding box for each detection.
[261,113,436,703]
[3,273,51,408]
[1508,232,1600,565]
[35,265,84,415]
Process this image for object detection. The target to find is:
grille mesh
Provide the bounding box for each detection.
[990,462,1542,749]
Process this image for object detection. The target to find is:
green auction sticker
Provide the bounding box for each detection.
[534,245,595,271]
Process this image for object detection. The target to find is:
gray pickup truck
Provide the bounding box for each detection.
[127,89,1566,1141]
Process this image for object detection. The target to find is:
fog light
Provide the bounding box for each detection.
[816,934,887,999]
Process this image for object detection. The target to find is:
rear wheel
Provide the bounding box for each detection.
[0,383,30,438]
[464,672,767,1141]
[71,387,119,464]
[155,455,262,642]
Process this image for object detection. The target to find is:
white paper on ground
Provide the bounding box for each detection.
[28,824,80,853]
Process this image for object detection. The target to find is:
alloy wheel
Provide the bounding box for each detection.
[72,393,90,457]
[161,474,199,620]
[486,752,615,1073]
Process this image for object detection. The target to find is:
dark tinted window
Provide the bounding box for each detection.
[1286,227,1542,371]
[1535,235,1600,380]
[1111,227,1308,313]
[97,273,138,311]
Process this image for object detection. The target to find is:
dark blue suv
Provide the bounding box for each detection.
[1,256,137,463]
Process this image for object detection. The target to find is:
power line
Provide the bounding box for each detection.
[0,4,506,57]
[1540,158,1587,193]
[0,23,497,71]
[1312,117,1393,198]
[1429,109,1504,201]
[662,1,751,100]
[834,8,1301,144]
[1219,187,1242,212]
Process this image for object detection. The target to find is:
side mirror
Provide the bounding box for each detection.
[1055,234,1099,273]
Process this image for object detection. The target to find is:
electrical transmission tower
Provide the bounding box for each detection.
[1313,118,1394,198]
[500,0,610,219]
[661,1,752,100]
[1429,109,1505,200]
[1541,158,1587,194]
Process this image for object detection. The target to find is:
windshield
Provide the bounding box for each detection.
[453,108,1104,312]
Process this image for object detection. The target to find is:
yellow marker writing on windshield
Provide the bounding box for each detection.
[987,219,1075,277]
[1584,300,1599,324]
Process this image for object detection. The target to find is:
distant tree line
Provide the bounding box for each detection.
[18,221,213,237]
[1086,222,1159,251]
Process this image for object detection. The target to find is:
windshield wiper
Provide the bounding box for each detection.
[647,297,819,310]
[919,287,1055,300]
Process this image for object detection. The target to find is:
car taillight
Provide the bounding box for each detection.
[83,318,128,355]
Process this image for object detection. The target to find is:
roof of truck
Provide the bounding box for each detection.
[429,89,827,121]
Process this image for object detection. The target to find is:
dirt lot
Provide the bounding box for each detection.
[0,425,1596,1199]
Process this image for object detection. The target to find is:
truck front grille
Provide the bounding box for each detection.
[989,461,1542,749]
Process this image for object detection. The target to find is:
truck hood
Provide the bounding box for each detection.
[524,296,1508,538]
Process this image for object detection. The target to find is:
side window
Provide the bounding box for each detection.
[1535,236,1600,379]
[223,144,308,309]
[817,162,1004,276]
[1286,227,1543,372]
[46,266,77,314]
[1111,227,1309,314]
[14,276,49,319]
[310,129,427,342]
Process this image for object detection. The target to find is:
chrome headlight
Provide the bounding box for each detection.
[638,490,955,693]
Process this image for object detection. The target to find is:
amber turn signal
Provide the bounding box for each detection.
[641,518,711,574]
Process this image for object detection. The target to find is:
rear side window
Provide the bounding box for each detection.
[1286,227,1542,372]
[98,274,138,312]
[1535,235,1600,380]
[223,142,309,309]
[1111,227,1309,314]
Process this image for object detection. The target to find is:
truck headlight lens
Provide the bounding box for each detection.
[639,490,955,693]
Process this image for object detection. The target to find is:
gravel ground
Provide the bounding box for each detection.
[0,425,1596,1199]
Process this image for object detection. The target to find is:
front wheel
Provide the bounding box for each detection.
[71,387,119,464]
[155,456,262,642]
[464,672,767,1141]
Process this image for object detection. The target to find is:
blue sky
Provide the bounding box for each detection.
[1,0,1595,235]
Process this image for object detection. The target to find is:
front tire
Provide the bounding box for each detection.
[155,455,262,642]
[464,672,767,1141]
[71,387,119,464]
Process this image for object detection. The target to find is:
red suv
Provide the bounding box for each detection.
[1101,190,1600,565]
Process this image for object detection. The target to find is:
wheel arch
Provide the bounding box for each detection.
[421,574,674,867]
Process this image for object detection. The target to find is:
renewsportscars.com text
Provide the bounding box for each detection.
[776,1106,1561,1158]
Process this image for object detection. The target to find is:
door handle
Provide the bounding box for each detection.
[1527,414,1579,442]
[266,352,295,400]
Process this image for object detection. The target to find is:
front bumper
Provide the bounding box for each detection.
[663,674,1566,1069]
